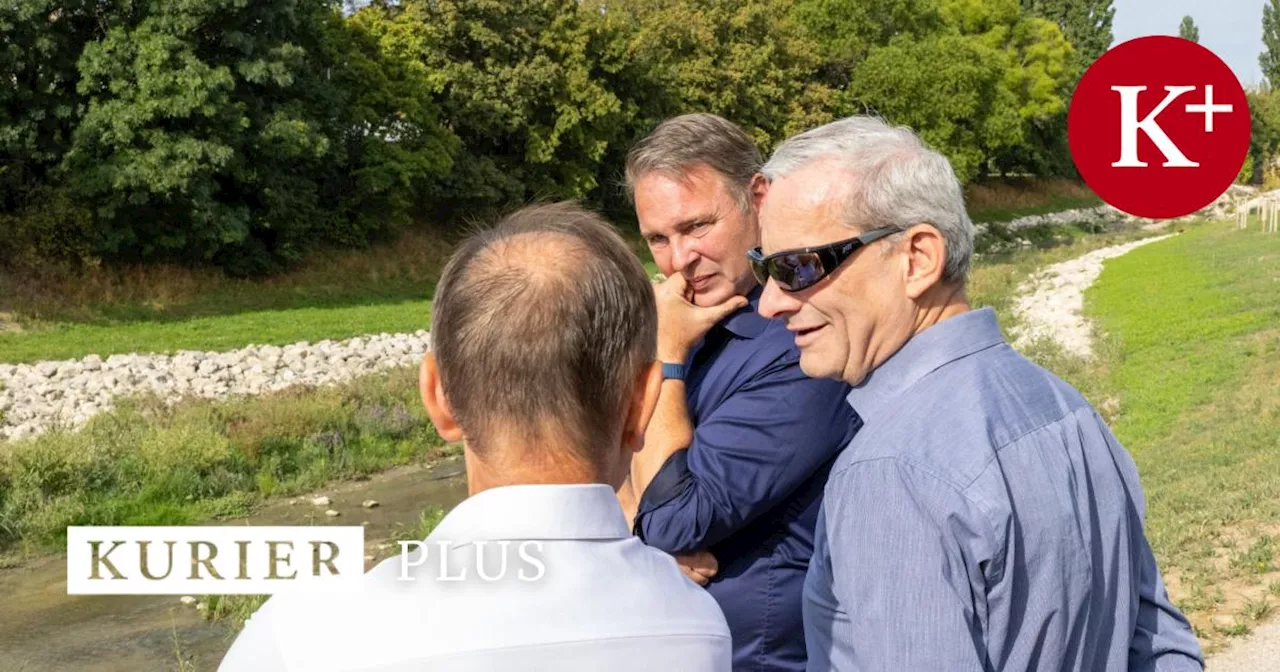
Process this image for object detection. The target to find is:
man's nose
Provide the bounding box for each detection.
[670,237,700,273]
[758,278,799,320]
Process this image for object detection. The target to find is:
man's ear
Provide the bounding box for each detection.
[750,173,769,214]
[622,361,664,453]
[420,353,463,442]
[902,224,949,300]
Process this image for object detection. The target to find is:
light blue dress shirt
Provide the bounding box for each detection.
[804,308,1204,671]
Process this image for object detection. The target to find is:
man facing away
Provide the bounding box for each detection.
[621,113,861,671]
[752,116,1205,671]
[218,203,732,671]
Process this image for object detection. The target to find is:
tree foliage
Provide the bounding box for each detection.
[1242,87,1280,185]
[789,0,943,85]
[356,0,627,208]
[604,0,835,152]
[1178,16,1199,43]
[1263,0,1280,89]
[60,0,457,275]
[842,0,1073,180]
[2,0,1101,273]
[1021,0,1113,70]
[0,1,102,266]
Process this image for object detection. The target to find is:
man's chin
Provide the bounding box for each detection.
[692,284,737,308]
[798,350,844,382]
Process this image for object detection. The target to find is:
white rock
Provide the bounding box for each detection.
[312,496,332,506]
[361,500,379,509]
[0,323,483,441]
[180,596,197,605]
[325,509,340,518]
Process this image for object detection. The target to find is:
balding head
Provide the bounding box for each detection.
[427,202,658,475]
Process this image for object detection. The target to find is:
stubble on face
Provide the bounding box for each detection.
[634,165,760,307]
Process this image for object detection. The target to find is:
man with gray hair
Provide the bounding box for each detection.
[751,117,1205,670]
[219,202,732,671]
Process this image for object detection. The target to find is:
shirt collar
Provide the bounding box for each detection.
[426,483,630,542]
[845,307,1006,418]
[719,284,770,339]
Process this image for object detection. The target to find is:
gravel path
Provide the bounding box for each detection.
[1010,234,1176,358]
[1207,620,1280,671]
[0,331,431,441]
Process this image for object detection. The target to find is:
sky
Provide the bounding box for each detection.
[1112,0,1268,87]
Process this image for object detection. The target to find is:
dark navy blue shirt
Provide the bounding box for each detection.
[634,287,861,672]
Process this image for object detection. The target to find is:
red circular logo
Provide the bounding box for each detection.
[1068,36,1250,219]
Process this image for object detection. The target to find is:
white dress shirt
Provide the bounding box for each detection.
[218,483,732,671]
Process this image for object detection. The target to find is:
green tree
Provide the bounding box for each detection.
[0,1,101,266]
[358,0,628,208]
[1262,0,1280,88]
[61,0,455,275]
[1243,86,1280,185]
[848,0,1074,181]
[1178,15,1199,43]
[607,0,834,151]
[1022,0,1114,69]
[789,0,943,85]
[848,35,1020,181]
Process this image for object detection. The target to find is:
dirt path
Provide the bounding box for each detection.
[1207,619,1280,671]
[1010,234,1176,358]
[0,456,467,671]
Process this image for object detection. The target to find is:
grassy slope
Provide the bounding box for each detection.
[1088,223,1280,639]
[0,301,434,364]
[0,239,658,365]
[0,230,451,363]
[965,177,1102,223]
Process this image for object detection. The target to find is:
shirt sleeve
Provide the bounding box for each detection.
[633,353,858,554]
[1127,534,1206,671]
[822,458,992,671]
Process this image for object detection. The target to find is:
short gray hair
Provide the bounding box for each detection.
[430,202,657,464]
[624,113,762,214]
[761,116,974,284]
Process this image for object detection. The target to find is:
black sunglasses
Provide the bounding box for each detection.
[747,227,898,292]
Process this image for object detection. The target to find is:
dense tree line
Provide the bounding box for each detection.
[1,0,1107,275]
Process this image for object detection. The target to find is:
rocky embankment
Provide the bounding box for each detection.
[0,332,431,441]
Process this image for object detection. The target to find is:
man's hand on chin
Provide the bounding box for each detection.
[654,274,748,363]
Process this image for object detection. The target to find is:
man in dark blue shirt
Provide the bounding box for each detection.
[620,113,861,671]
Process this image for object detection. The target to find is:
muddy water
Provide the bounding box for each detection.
[0,456,469,671]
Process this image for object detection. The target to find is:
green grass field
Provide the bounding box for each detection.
[0,301,435,364]
[0,231,658,364]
